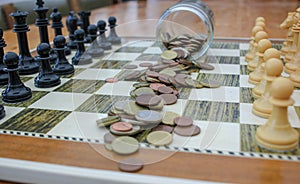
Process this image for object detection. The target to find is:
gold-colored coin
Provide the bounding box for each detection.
[200,78,222,88]
[159,69,177,77]
[96,115,121,127]
[124,101,147,116]
[161,50,178,60]
[162,111,180,125]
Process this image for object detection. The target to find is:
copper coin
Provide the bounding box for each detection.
[198,62,215,70]
[150,83,166,91]
[174,125,201,136]
[118,158,144,172]
[168,62,179,67]
[124,64,138,69]
[158,86,173,94]
[136,94,161,106]
[152,125,174,133]
[105,77,118,83]
[175,76,188,87]
[146,70,159,78]
[161,59,175,64]
[159,94,177,105]
[139,62,153,67]
[158,74,171,84]
[124,71,140,80]
[172,48,185,58]
[168,77,181,87]
[173,89,179,96]
[150,64,169,71]
[103,132,117,144]
[111,122,133,132]
[174,116,193,127]
[175,73,187,78]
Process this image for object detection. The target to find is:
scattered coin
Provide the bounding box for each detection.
[124,64,138,69]
[162,111,180,125]
[105,77,118,83]
[161,59,175,64]
[159,94,177,105]
[125,71,141,80]
[150,64,169,71]
[158,74,171,84]
[200,78,222,88]
[136,94,161,107]
[139,62,153,67]
[161,50,178,60]
[146,131,172,146]
[159,69,176,77]
[96,115,121,127]
[118,158,144,172]
[198,62,215,70]
[103,132,117,144]
[114,100,128,111]
[134,87,155,96]
[111,136,139,155]
[148,99,164,110]
[123,101,146,116]
[151,125,174,133]
[110,125,141,136]
[174,116,193,127]
[111,122,133,132]
[174,125,201,136]
[158,86,173,94]
[135,110,163,124]
[150,83,166,91]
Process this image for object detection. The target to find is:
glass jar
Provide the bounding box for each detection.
[156,0,214,60]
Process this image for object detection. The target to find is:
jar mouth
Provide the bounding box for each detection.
[156,1,214,60]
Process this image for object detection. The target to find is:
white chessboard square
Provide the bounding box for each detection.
[0,106,25,125]
[104,52,141,61]
[73,68,121,80]
[126,40,155,47]
[171,121,240,152]
[201,64,240,75]
[240,103,300,127]
[143,47,162,54]
[239,43,249,50]
[208,48,240,57]
[292,90,300,106]
[95,81,135,96]
[24,78,70,92]
[189,87,240,103]
[162,99,188,116]
[240,75,255,88]
[29,92,92,111]
[47,112,107,140]
[239,56,247,65]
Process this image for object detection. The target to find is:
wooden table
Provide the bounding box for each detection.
[1,0,300,183]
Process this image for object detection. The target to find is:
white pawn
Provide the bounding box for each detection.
[256,77,299,151]
[290,67,300,87]
[252,58,283,118]
[245,26,264,62]
[246,31,268,67]
[252,48,281,98]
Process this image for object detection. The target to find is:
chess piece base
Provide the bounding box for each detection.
[107,36,121,44]
[2,85,32,103]
[252,80,266,99]
[285,63,298,74]
[100,42,112,50]
[53,63,74,75]
[34,75,61,88]
[252,97,272,118]
[18,57,40,75]
[72,55,93,65]
[87,48,104,58]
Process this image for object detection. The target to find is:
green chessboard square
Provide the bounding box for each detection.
[183,100,240,123]
[240,50,247,57]
[0,108,71,133]
[3,91,48,108]
[116,47,148,53]
[197,73,240,87]
[54,79,105,93]
[240,87,255,103]
[206,56,240,64]
[240,65,249,75]
[211,42,239,49]
[91,60,130,69]
[75,94,131,113]
[176,87,192,99]
[240,124,300,155]
[60,68,85,78]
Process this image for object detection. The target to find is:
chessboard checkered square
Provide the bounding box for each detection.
[240,87,255,103]
[54,79,105,94]
[163,99,188,116]
[47,111,107,140]
[115,47,148,53]
[206,56,240,65]
[143,47,162,54]
[208,48,240,57]
[239,43,249,50]
[0,106,24,125]
[211,42,239,49]
[201,64,240,75]
[239,75,255,88]
[91,60,130,69]
[126,40,155,47]
[29,92,92,111]
[189,87,240,103]
[197,73,240,87]
[3,91,48,108]
[0,108,71,133]
[73,68,121,80]
[105,52,141,61]
[95,81,136,96]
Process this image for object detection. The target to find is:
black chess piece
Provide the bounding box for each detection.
[0,28,8,85]
[78,11,91,36]
[72,29,92,65]
[34,43,61,88]
[53,35,74,75]
[107,16,121,44]
[2,52,32,103]
[50,7,71,55]
[10,11,39,75]
[34,0,57,63]
[86,25,104,57]
[66,11,79,50]
[97,20,112,50]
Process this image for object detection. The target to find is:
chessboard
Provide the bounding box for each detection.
[0,37,299,162]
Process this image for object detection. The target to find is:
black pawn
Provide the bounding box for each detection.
[97,20,112,50]
[72,29,92,65]
[2,52,32,103]
[10,11,39,75]
[0,28,8,85]
[34,43,61,88]
[34,0,57,63]
[53,35,74,75]
[86,25,104,57]
[107,16,121,44]
[66,11,79,50]
[50,8,71,55]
